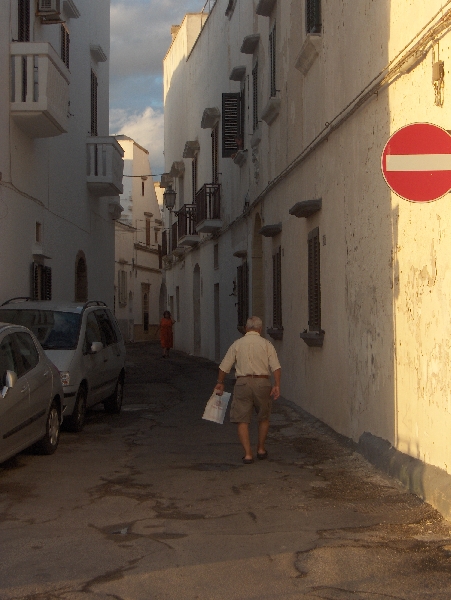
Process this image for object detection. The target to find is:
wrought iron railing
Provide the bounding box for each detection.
[177,204,197,238]
[195,183,221,225]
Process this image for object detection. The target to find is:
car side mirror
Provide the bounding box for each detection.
[1,370,17,398]
[90,341,103,354]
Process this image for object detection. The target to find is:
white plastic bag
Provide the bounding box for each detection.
[202,391,231,424]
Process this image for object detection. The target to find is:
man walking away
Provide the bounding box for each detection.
[214,316,281,464]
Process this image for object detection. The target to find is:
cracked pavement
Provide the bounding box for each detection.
[1,342,451,599]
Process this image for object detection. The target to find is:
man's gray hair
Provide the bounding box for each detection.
[246,316,262,331]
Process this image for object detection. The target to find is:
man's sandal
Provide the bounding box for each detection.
[242,457,254,464]
[257,451,268,460]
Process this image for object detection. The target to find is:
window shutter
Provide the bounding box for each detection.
[252,62,259,131]
[272,247,282,328]
[43,266,52,300]
[222,93,241,158]
[192,156,198,201]
[306,0,322,34]
[212,124,219,183]
[91,70,98,136]
[18,0,30,42]
[237,260,249,328]
[31,262,39,300]
[269,23,277,97]
[61,25,70,69]
[308,228,321,331]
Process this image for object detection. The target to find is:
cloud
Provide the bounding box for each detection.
[110,0,204,80]
[110,107,165,177]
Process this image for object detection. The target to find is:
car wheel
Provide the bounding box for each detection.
[66,385,87,432]
[35,401,60,455]
[103,376,124,414]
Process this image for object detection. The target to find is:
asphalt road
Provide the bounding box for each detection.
[1,342,451,600]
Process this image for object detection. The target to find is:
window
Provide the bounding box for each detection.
[90,70,98,136]
[95,309,118,346]
[31,263,52,301]
[75,254,87,302]
[192,156,198,201]
[252,61,259,131]
[118,269,127,306]
[269,22,277,97]
[142,286,149,332]
[146,218,151,246]
[308,227,321,331]
[142,181,145,196]
[35,222,42,244]
[83,312,102,353]
[0,335,18,379]
[14,332,39,376]
[176,286,180,321]
[214,244,219,269]
[212,124,219,182]
[61,24,70,69]
[306,0,322,34]
[18,0,30,42]
[237,260,249,329]
[222,93,241,158]
[272,246,282,328]
[154,228,159,244]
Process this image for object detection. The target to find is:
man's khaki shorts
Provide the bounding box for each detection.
[230,377,273,423]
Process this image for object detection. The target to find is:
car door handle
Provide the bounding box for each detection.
[43,370,50,377]
[21,386,27,394]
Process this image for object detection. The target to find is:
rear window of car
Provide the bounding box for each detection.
[0,309,82,350]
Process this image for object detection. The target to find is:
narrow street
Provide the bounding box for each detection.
[1,342,451,600]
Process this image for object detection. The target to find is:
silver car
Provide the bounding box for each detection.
[0,323,63,463]
[0,300,126,432]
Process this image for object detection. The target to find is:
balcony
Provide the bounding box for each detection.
[177,204,199,246]
[195,184,223,233]
[87,137,124,196]
[10,42,70,138]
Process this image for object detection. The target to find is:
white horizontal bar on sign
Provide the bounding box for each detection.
[386,154,451,171]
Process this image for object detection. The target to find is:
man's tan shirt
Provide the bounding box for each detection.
[219,331,281,377]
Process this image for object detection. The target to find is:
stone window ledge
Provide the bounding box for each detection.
[300,330,325,347]
[261,97,281,125]
[267,327,283,340]
[295,34,322,76]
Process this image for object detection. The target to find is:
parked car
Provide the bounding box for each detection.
[0,300,126,432]
[0,323,63,463]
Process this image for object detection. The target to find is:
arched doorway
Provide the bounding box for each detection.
[193,264,201,355]
[75,252,88,302]
[252,214,265,329]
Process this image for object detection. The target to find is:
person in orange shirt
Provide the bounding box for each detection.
[214,316,281,464]
[158,311,175,358]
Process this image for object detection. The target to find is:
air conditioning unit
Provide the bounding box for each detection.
[36,0,61,15]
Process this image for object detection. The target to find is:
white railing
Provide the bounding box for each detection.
[10,42,70,137]
[86,137,124,196]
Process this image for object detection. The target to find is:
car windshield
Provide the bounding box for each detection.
[0,309,81,350]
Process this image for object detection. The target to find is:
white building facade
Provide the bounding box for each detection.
[0,0,123,307]
[163,0,451,518]
[114,136,162,342]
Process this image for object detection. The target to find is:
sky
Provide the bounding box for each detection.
[109,0,208,179]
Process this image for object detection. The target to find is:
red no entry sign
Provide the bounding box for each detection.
[381,123,451,202]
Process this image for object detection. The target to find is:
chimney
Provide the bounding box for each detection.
[171,25,181,41]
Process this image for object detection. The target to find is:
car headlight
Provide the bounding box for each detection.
[60,371,70,386]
